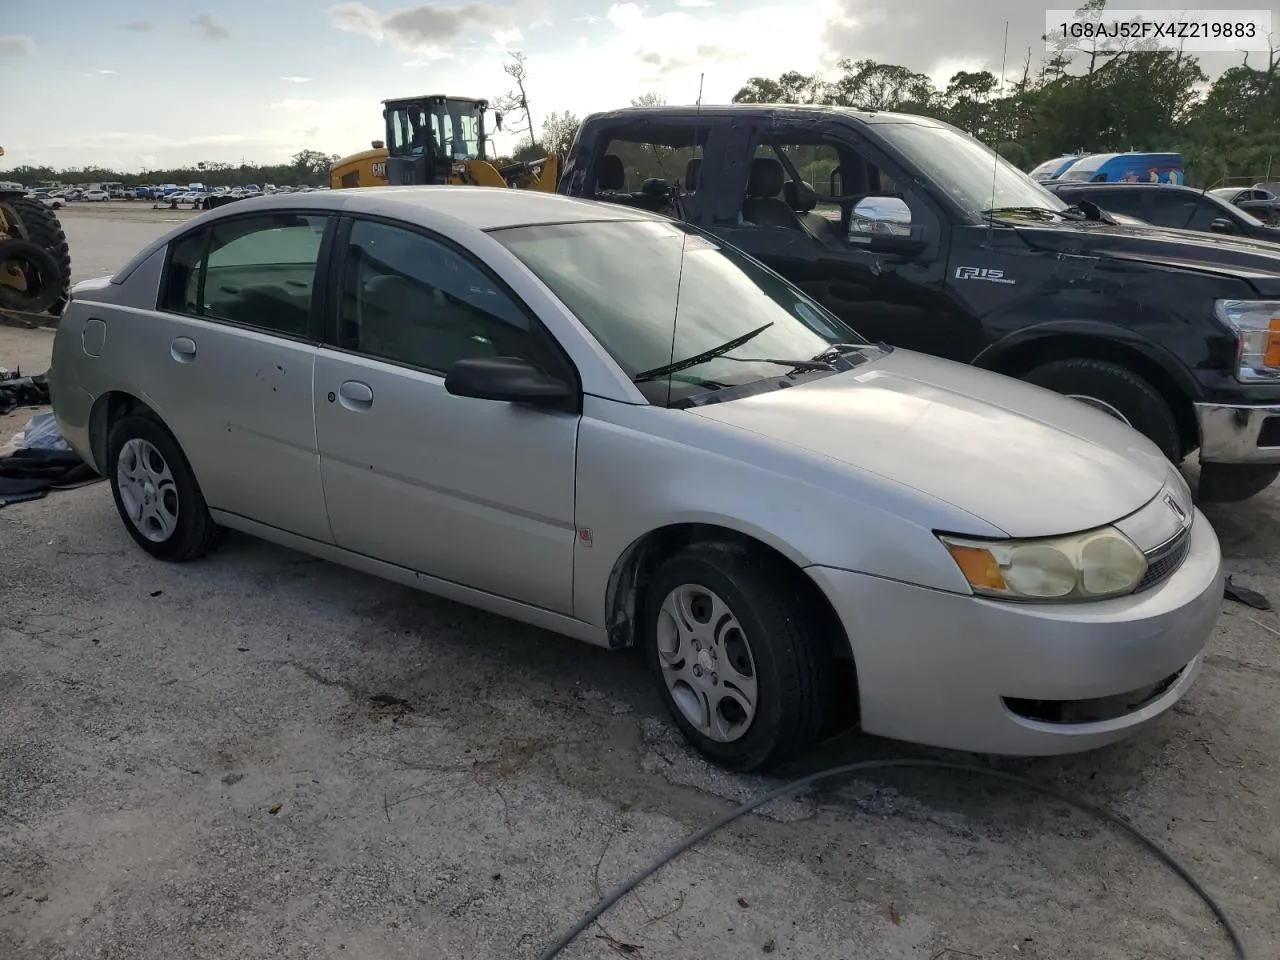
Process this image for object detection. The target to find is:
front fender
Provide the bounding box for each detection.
[571,399,1000,629]
[972,318,1204,402]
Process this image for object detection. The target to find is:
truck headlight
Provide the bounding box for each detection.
[1214,299,1280,383]
[939,527,1148,602]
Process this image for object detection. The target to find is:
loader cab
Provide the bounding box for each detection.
[383,95,490,186]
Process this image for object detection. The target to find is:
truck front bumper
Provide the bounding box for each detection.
[1195,402,1280,464]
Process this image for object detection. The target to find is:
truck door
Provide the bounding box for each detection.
[698,116,979,360]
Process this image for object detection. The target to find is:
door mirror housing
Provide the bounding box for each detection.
[1209,217,1236,234]
[445,356,573,407]
[847,196,928,256]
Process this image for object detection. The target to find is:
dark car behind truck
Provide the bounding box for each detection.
[558,104,1280,502]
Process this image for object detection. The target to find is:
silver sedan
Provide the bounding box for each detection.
[48,186,1224,771]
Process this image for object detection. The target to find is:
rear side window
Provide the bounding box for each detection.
[158,214,329,339]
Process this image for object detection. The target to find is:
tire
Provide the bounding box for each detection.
[642,540,835,772]
[1022,358,1182,462]
[0,238,64,313]
[107,414,225,561]
[0,195,72,316]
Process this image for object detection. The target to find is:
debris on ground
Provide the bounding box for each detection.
[0,412,100,508]
[0,367,50,414]
[1224,575,1271,611]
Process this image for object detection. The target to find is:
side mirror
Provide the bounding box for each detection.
[1209,218,1236,234]
[847,196,928,255]
[445,356,572,406]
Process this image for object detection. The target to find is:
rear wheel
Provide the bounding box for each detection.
[107,414,225,561]
[1022,358,1182,462]
[642,540,836,772]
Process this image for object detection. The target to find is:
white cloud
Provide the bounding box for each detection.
[96,69,117,75]
[192,13,231,42]
[493,26,523,45]
[328,1,513,51]
[676,0,715,6]
[0,34,35,58]
[121,21,154,32]
[281,76,313,83]
[270,99,321,110]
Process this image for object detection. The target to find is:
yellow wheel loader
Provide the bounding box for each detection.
[0,146,72,323]
[329,95,559,192]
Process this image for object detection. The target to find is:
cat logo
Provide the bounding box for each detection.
[955,266,1015,284]
[372,161,387,179]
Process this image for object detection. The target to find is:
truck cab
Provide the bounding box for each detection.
[559,105,1280,501]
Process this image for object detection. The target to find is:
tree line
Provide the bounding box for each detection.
[6,0,1278,188]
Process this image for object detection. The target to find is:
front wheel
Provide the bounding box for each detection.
[107,414,225,561]
[642,541,836,772]
[1022,358,1182,462]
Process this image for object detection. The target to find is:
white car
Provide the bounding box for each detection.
[82,189,109,202]
[48,187,1224,771]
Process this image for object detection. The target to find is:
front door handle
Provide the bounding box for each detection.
[170,337,197,363]
[336,379,373,412]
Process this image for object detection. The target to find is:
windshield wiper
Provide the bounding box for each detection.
[981,205,1087,223]
[634,322,775,383]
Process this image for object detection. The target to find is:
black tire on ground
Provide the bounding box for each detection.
[1198,463,1280,503]
[0,195,72,316]
[0,238,65,313]
[641,540,836,772]
[1022,357,1182,462]
[107,413,226,562]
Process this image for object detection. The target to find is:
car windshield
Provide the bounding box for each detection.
[875,119,1069,220]
[1058,155,1111,181]
[490,219,872,406]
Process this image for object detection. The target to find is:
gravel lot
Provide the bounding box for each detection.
[2,205,1278,960]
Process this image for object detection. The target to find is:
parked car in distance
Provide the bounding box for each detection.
[1209,186,1280,224]
[559,105,1280,502]
[1056,151,1186,184]
[1028,153,1086,181]
[48,187,1224,771]
[1044,180,1280,244]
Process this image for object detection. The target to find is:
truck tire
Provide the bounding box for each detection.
[0,195,72,316]
[1022,358,1182,462]
[1198,463,1280,503]
[0,239,64,314]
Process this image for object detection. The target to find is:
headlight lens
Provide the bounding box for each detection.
[1214,299,1280,383]
[939,527,1148,602]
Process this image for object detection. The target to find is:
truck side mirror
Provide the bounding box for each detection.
[847,196,928,256]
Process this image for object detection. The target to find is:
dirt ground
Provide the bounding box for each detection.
[1,207,1278,960]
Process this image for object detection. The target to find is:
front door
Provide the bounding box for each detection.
[700,119,979,361]
[313,216,580,613]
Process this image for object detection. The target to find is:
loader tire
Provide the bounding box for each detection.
[0,196,72,317]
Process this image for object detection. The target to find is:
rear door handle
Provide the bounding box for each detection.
[336,379,373,411]
[170,337,197,363]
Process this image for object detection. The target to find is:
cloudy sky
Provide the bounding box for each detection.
[1,0,1274,172]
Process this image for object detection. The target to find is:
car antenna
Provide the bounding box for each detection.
[985,20,1010,243]
[663,71,705,409]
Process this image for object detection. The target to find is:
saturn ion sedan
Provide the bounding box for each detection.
[47,186,1224,772]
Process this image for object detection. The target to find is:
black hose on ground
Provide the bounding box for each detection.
[538,758,1247,960]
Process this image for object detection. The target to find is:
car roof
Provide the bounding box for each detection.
[580,103,947,127]
[108,186,670,284]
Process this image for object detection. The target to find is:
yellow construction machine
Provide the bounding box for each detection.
[329,94,559,192]
[0,145,72,322]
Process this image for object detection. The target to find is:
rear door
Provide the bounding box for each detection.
[312,214,581,613]
[149,211,334,543]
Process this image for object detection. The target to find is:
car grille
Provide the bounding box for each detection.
[1134,524,1192,593]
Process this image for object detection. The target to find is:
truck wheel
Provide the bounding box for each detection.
[1198,463,1280,503]
[0,196,72,316]
[1022,358,1181,462]
[641,540,835,772]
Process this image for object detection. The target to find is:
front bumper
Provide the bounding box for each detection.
[807,509,1223,756]
[1195,401,1280,464]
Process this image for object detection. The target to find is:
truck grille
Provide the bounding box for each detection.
[1135,525,1192,593]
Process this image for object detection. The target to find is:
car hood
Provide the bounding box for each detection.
[689,349,1172,538]
[1013,219,1280,295]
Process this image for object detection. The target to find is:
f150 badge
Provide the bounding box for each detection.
[955,266,1015,284]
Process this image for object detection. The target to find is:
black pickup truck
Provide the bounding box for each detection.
[557,104,1280,502]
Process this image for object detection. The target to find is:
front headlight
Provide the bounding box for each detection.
[1214,299,1280,383]
[939,527,1148,602]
